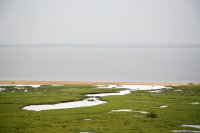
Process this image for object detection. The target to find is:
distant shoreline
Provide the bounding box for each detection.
[0,44,200,48]
[0,80,199,86]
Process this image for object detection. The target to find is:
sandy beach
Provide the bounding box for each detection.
[0,80,198,86]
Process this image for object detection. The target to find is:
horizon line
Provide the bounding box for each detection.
[0,43,200,48]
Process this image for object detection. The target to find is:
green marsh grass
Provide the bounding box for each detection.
[0,85,200,133]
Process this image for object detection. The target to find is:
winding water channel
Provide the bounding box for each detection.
[23,85,167,111]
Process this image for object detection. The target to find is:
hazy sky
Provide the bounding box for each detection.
[0,0,200,45]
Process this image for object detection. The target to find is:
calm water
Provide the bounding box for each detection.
[0,47,199,82]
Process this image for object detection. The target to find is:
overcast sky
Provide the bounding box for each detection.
[0,0,200,45]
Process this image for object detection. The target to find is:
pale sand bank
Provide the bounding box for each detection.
[0,80,198,86]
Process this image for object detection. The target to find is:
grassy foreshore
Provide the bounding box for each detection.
[0,84,200,133]
[0,80,198,86]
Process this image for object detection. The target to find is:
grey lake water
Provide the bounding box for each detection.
[0,47,199,83]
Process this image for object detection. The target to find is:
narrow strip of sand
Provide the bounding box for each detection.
[0,80,198,86]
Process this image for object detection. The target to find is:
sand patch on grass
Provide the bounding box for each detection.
[172,125,200,133]
[108,109,149,114]
[149,90,163,93]
[182,125,200,129]
[84,118,92,121]
[159,105,168,108]
[0,88,5,92]
[80,132,95,133]
[191,102,199,105]
[174,89,182,92]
